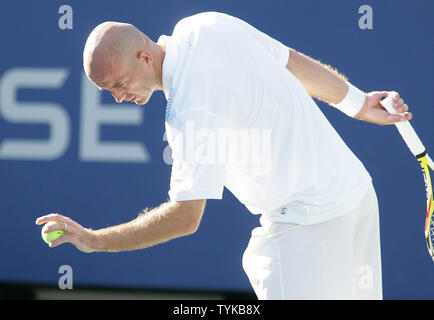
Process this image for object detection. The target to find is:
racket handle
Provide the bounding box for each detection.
[380,93,426,157]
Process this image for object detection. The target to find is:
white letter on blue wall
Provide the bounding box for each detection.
[0,68,70,160]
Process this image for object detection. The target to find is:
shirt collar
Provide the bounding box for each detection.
[160,35,179,100]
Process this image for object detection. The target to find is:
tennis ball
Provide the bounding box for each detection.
[41,221,65,244]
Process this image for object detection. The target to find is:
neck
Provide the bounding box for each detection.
[154,41,167,91]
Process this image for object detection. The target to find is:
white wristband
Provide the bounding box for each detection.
[332,83,366,117]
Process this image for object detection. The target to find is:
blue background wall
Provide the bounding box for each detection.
[0,0,433,298]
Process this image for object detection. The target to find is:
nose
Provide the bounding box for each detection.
[111,90,126,103]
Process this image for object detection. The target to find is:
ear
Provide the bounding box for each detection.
[137,50,152,65]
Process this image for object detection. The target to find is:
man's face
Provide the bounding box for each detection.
[96,56,155,105]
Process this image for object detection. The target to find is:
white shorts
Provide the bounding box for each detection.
[242,183,382,300]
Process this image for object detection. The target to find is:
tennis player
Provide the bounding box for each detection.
[35,12,412,299]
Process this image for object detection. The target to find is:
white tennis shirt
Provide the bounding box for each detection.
[161,12,372,225]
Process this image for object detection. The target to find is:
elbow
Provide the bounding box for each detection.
[182,199,206,235]
[185,218,200,235]
[183,215,201,236]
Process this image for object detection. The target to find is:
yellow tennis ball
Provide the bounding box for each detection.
[41,221,65,244]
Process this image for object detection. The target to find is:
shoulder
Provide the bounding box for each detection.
[173,12,249,43]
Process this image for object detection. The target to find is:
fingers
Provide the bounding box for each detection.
[404,112,413,121]
[390,92,409,114]
[383,111,413,125]
[36,214,79,233]
[42,222,68,234]
[35,213,79,228]
[35,213,66,225]
[48,234,73,248]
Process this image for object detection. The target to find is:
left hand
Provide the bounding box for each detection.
[355,91,413,125]
[35,213,96,253]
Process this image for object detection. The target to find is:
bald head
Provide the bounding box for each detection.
[83,22,152,86]
[82,22,166,105]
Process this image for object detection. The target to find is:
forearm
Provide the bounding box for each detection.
[286,48,350,105]
[91,201,200,252]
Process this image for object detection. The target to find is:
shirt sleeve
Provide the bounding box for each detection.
[166,109,228,202]
[236,17,290,67]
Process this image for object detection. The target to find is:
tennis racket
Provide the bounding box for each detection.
[380,93,434,261]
